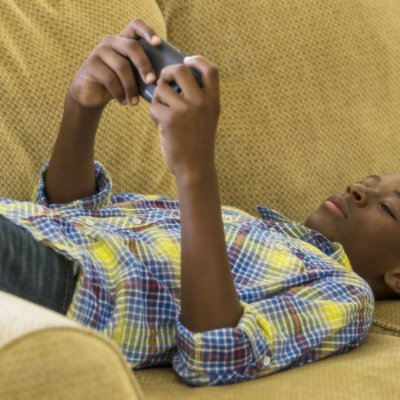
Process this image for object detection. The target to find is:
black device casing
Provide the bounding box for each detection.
[135,38,203,102]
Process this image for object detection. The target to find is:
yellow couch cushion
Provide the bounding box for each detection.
[136,333,400,400]
[0,0,174,202]
[0,291,145,400]
[371,301,400,337]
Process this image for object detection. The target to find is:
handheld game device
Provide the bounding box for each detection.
[135,38,203,102]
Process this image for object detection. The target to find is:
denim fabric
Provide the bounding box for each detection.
[0,214,78,315]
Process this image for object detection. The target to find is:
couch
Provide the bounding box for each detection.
[1,0,399,399]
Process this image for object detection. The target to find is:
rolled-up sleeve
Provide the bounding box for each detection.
[31,160,113,210]
[173,275,374,386]
[173,302,273,386]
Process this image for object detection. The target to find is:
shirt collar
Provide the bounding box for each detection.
[256,205,293,223]
[256,205,352,271]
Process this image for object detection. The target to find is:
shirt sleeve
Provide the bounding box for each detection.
[172,274,374,386]
[31,160,113,210]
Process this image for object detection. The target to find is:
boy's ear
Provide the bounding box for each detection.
[383,268,400,295]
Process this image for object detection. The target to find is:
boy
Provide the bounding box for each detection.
[0,18,398,386]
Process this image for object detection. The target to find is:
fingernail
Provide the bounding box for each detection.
[146,73,156,83]
[121,99,128,105]
[151,35,161,45]
[130,96,139,105]
[184,55,198,63]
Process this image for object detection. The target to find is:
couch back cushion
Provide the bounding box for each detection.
[157,0,400,222]
[0,0,174,202]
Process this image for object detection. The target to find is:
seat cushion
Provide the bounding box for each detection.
[371,301,400,337]
[136,333,400,399]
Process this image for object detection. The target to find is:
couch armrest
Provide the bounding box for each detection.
[0,291,145,400]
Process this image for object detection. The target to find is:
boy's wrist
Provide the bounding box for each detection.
[65,88,107,114]
[175,164,217,189]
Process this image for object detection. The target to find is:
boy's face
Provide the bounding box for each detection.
[304,172,400,299]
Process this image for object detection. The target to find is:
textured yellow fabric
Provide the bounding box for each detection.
[371,301,400,337]
[0,329,145,400]
[0,291,144,400]
[0,0,174,202]
[0,291,77,348]
[136,334,400,400]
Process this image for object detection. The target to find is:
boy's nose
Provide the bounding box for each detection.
[346,183,368,207]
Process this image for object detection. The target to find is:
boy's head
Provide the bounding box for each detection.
[304,172,400,300]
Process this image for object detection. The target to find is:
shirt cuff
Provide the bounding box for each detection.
[172,302,273,386]
[31,160,113,210]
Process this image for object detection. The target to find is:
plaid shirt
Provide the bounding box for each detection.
[0,160,374,386]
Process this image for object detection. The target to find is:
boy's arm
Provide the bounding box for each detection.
[177,164,242,332]
[45,19,161,204]
[44,96,101,204]
[151,58,243,332]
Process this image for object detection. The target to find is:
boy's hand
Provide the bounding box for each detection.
[150,56,220,178]
[68,18,161,109]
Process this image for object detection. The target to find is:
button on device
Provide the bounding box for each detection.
[262,356,271,367]
[132,218,142,225]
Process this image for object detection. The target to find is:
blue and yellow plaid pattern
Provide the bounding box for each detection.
[0,161,374,386]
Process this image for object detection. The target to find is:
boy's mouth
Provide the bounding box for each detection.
[324,195,348,219]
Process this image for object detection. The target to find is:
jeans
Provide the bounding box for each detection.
[0,214,78,315]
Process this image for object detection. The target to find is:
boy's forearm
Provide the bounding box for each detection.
[45,92,104,204]
[177,168,243,332]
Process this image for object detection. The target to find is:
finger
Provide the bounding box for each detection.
[112,36,157,85]
[158,64,201,101]
[119,18,161,46]
[97,46,139,104]
[150,101,169,127]
[90,58,126,103]
[153,80,186,108]
[101,35,156,88]
[183,56,220,100]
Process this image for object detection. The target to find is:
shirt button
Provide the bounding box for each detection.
[84,218,94,227]
[275,243,284,251]
[132,218,142,225]
[224,216,234,222]
[262,356,271,367]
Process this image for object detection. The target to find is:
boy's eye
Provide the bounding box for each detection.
[380,203,396,219]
